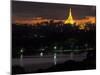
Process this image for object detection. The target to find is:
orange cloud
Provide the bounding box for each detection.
[75,16,96,25]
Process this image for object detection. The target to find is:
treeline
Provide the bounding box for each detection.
[12,23,96,58]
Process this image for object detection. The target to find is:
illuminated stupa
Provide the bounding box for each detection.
[64,8,74,25]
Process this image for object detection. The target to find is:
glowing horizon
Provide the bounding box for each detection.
[12,16,96,25]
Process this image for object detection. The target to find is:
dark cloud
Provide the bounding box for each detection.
[12,1,96,19]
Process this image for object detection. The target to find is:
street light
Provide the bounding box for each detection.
[54,46,57,50]
[40,48,44,57]
[20,48,24,53]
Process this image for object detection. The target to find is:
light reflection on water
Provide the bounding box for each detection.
[13,51,88,67]
[54,53,57,65]
[12,51,91,72]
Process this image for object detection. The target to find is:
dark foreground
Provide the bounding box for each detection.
[12,23,96,74]
[12,50,96,75]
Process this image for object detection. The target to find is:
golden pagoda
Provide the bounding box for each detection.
[64,8,74,25]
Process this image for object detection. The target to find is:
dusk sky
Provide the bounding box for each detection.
[12,1,96,20]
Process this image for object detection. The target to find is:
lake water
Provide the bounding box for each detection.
[12,51,89,73]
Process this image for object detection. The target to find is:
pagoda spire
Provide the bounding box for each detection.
[64,8,74,25]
